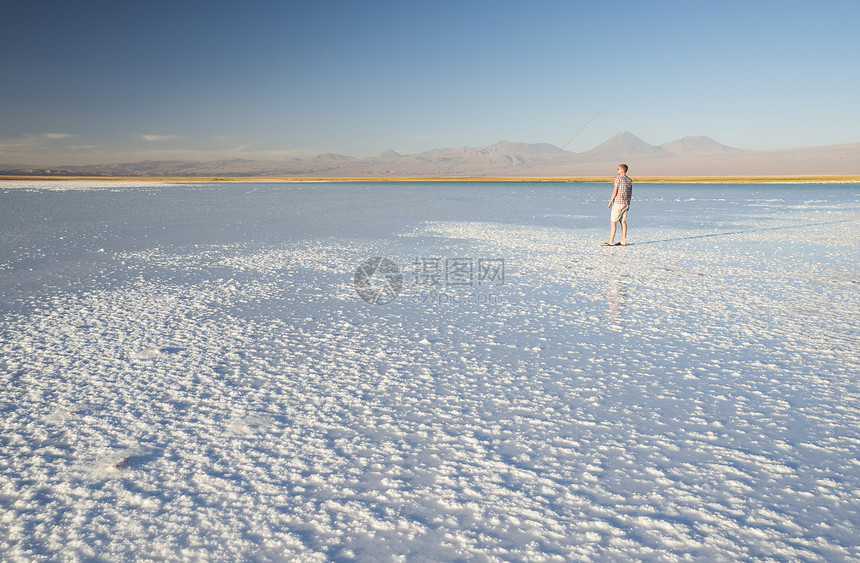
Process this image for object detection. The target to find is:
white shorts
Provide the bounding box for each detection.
[611,203,629,223]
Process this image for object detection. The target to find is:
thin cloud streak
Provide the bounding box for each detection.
[138,134,183,142]
[0,133,76,155]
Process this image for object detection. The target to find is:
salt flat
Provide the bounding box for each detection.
[1,181,858,561]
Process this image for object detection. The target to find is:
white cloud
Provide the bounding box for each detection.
[0,133,75,157]
[139,134,182,142]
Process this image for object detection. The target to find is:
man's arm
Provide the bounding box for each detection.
[608,183,618,209]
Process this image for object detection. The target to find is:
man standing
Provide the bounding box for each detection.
[602,164,632,246]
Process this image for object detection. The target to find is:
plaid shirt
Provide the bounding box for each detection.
[614,174,632,204]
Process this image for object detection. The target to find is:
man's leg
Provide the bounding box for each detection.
[608,221,617,244]
[620,220,627,244]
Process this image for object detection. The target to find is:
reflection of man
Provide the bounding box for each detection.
[607,280,627,326]
[602,164,632,246]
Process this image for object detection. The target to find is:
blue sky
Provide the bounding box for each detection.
[2,0,858,165]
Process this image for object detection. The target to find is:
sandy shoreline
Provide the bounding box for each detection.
[1,175,859,184]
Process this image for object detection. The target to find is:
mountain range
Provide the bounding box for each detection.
[3,131,859,177]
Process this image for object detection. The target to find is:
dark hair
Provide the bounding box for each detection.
[619,164,628,173]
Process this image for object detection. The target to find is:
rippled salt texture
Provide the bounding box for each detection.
[1,181,858,561]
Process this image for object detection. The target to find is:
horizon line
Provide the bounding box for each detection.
[3,175,859,184]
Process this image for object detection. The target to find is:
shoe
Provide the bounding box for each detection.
[600,241,613,246]
[617,242,626,246]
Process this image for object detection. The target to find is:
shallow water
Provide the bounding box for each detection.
[1,180,859,560]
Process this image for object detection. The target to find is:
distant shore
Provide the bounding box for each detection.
[2,175,859,184]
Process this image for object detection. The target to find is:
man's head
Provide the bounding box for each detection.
[617,164,628,174]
